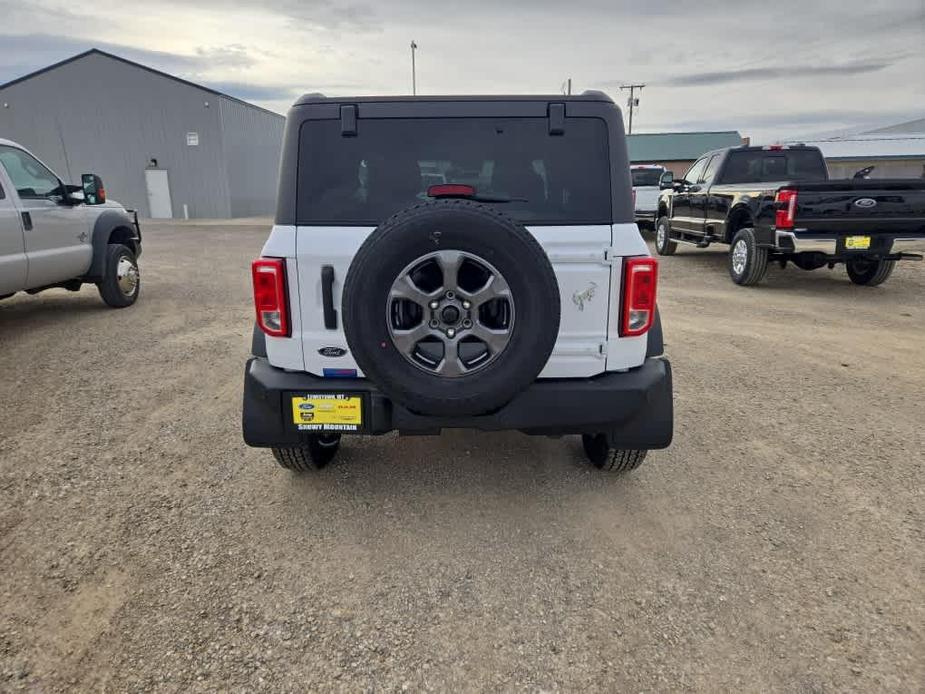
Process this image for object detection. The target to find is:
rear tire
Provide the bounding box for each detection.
[581,434,648,473]
[728,228,769,286]
[655,216,677,256]
[846,257,895,286]
[97,244,140,308]
[272,435,341,472]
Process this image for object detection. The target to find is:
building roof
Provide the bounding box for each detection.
[627,131,743,162]
[862,118,925,136]
[0,49,283,120]
[795,134,925,161]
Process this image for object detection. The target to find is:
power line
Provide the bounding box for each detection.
[619,83,645,134]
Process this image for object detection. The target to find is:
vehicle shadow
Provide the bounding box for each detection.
[280,428,653,512]
[0,292,109,335]
[662,246,924,297]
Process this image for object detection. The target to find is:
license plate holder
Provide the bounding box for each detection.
[290,393,363,433]
[845,235,871,250]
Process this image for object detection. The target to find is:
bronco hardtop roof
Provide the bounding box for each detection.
[294,91,615,106]
[276,90,633,226]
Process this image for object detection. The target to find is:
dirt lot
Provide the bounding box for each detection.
[1,222,923,692]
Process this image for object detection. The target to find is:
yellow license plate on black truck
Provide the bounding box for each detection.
[291,394,362,432]
[845,235,871,250]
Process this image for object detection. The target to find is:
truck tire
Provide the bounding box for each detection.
[655,216,677,256]
[846,257,895,286]
[272,435,341,471]
[728,228,769,286]
[97,244,140,308]
[581,434,648,473]
[342,199,561,417]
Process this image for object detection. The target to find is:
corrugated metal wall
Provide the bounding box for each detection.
[219,97,284,218]
[0,52,284,218]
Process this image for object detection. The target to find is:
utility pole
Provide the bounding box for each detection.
[410,41,418,95]
[619,83,645,134]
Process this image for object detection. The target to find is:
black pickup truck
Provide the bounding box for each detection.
[655,145,925,286]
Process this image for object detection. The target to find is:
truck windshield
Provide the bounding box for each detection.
[297,117,611,225]
[631,169,663,187]
[721,150,828,184]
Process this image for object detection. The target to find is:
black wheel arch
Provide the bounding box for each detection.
[725,205,754,244]
[646,306,664,358]
[84,210,141,281]
[251,323,268,358]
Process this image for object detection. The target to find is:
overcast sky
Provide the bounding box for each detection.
[1,0,923,142]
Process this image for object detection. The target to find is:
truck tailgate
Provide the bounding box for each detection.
[793,179,925,235]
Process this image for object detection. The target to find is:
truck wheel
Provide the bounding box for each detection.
[272,435,341,471]
[728,228,769,286]
[342,199,560,417]
[97,244,140,308]
[846,257,895,286]
[581,434,648,473]
[655,216,677,256]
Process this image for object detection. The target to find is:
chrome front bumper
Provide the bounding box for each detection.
[776,230,925,254]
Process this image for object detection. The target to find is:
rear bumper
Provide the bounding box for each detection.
[775,230,925,255]
[242,357,673,449]
[635,210,658,225]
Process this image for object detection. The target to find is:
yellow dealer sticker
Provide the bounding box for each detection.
[845,235,871,250]
[291,394,362,431]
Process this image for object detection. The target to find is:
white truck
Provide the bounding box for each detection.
[242,93,673,473]
[631,164,671,230]
[0,139,141,307]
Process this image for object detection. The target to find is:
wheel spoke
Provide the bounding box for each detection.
[436,338,466,376]
[462,273,512,306]
[391,323,433,357]
[470,321,510,353]
[389,275,434,306]
[435,250,465,292]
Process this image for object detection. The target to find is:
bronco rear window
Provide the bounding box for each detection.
[296,117,611,225]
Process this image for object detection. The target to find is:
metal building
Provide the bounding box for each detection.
[788,118,925,179]
[0,49,285,219]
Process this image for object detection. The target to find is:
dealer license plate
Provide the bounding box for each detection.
[845,235,871,250]
[291,394,362,432]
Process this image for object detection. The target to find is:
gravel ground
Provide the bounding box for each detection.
[1,222,923,692]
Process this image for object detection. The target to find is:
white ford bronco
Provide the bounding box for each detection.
[0,139,141,307]
[242,93,673,472]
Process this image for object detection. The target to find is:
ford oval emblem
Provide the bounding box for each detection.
[854,198,877,208]
[318,346,348,358]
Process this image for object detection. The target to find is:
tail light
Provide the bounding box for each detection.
[775,189,798,229]
[252,258,290,337]
[621,257,658,337]
[632,188,637,208]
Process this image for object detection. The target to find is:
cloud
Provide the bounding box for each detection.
[0,34,259,86]
[643,108,925,141]
[662,60,897,87]
[1,0,922,143]
[159,0,381,32]
[204,82,297,102]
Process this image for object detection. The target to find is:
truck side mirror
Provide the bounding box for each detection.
[81,174,106,205]
[659,172,674,190]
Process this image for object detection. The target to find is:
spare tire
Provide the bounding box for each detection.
[342,199,560,417]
